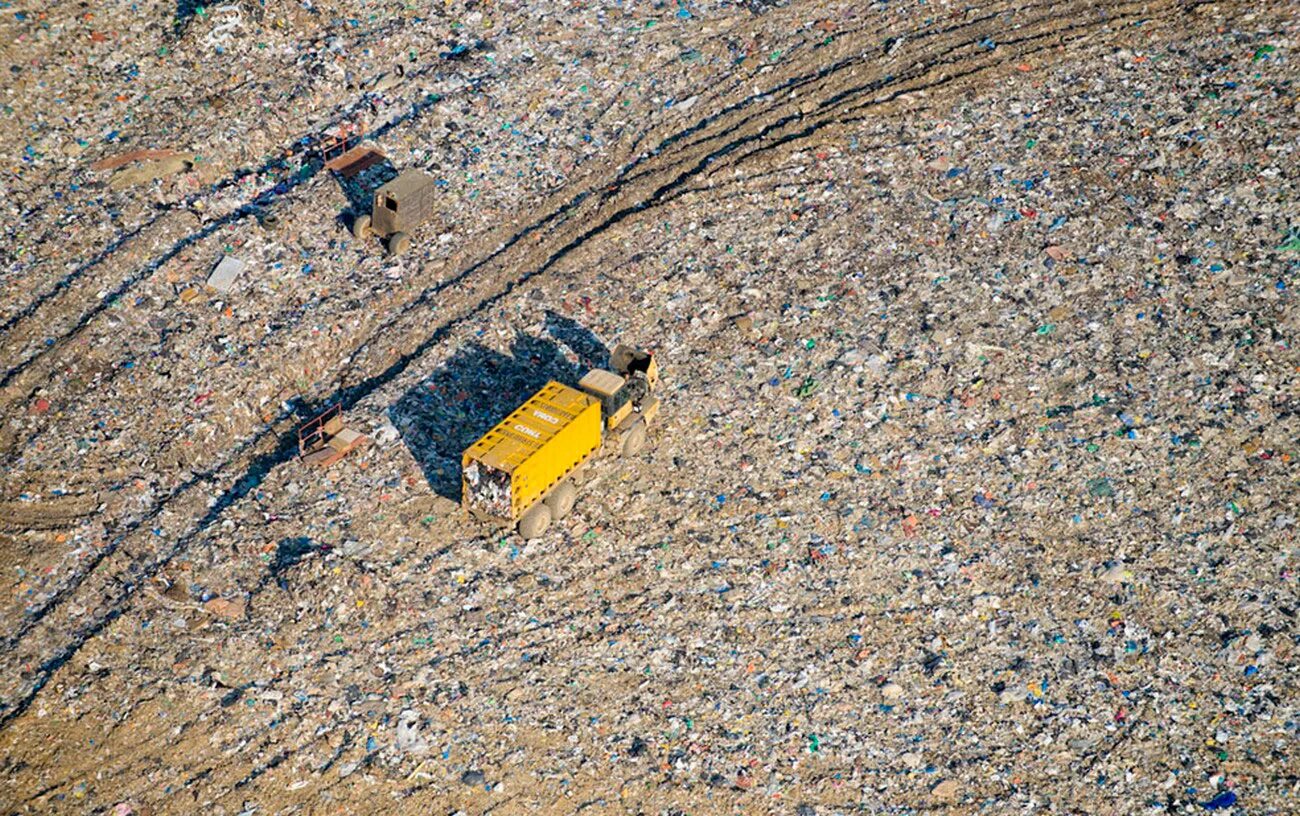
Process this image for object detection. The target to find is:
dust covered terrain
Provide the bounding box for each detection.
[1,0,1297,813]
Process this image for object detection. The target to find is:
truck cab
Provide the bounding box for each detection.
[577,346,660,453]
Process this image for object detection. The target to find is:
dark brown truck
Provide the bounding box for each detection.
[352,169,438,256]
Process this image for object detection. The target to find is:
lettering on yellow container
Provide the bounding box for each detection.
[461,381,601,523]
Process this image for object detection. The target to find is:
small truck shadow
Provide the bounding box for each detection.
[332,156,400,225]
[388,333,587,502]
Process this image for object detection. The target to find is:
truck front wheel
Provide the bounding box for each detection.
[352,213,371,240]
[519,503,552,539]
[621,422,647,458]
[388,231,410,256]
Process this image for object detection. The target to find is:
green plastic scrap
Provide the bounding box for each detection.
[794,377,820,398]
[1087,477,1116,498]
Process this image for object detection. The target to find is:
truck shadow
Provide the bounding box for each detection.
[331,155,400,226]
[543,310,608,373]
[388,333,584,502]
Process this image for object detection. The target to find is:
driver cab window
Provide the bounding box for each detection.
[384,197,398,212]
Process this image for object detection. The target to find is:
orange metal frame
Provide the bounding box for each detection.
[298,403,341,457]
[318,119,366,164]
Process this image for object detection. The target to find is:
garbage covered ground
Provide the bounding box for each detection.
[1,0,1297,813]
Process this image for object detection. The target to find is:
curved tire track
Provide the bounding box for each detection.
[0,0,1214,733]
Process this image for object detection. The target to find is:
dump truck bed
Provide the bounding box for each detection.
[462,382,601,521]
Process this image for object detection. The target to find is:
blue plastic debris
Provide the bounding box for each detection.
[1201,791,1237,810]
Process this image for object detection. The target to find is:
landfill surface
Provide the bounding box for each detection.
[1,0,1297,813]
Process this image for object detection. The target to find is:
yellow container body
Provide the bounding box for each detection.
[462,381,601,522]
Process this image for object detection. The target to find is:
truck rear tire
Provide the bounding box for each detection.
[621,422,647,458]
[388,231,410,256]
[519,503,551,539]
[352,213,371,240]
[546,482,577,520]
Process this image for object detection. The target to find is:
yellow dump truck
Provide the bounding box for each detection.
[462,345,660,539]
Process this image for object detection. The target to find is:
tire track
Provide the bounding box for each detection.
[338,0,1097,382]
[330,2,1020,381]
[0,0,1213,733]
[0,0,1119,669]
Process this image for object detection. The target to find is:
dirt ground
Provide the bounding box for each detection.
[1,0,1296,813]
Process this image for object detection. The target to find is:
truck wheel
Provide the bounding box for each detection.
[546,482,577,520]
[388,231,410,256]
[621,422,647,458]
[518,503,551,539]
[352,213,371,240]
